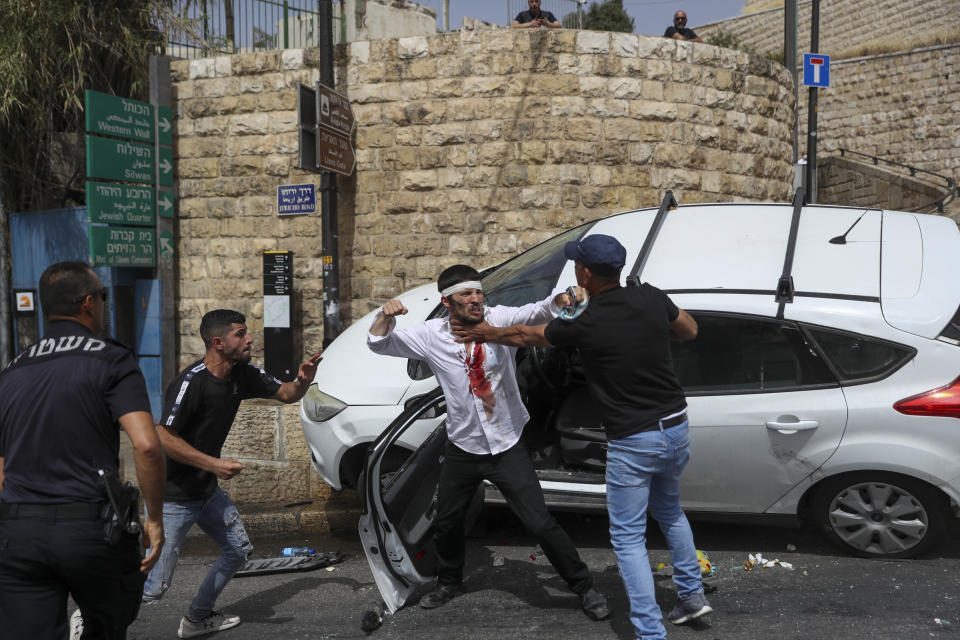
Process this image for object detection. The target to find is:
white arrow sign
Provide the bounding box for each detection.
[158,117,171,133]
[158,193,173,212]
[158,158,172,175]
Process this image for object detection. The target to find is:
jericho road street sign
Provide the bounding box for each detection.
[86,135,154,183]
[85,90,154,143]
[89,225,156,267]
[86,182,155,226]
[316,83,355,137]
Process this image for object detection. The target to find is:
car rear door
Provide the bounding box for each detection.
[672,312,848,513]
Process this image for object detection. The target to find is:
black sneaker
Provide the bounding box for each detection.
[668,593,713,625]
[419,583,464,609]
[580,587,611,621]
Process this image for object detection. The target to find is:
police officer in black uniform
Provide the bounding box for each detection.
[0,261,166,639]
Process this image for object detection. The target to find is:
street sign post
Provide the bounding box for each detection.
[88,225,156,267]
[316,127,356,176]
[277,184,317,215]
[803,53,830,87]
[316,84,355,137]
[84,90,154,143]
[315,82,355,176]
[86,181,155,226]
[86,135,154,183]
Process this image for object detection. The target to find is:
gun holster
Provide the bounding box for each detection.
[98,469,142,545]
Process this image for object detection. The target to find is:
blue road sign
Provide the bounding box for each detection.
[277,183,317,216]
[803,53,830,88]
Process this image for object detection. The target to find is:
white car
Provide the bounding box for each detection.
[302,196,960,586]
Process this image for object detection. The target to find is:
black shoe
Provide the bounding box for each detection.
[419,583,464,609]
[580,587,610,621]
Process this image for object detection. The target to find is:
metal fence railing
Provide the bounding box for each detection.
[159,0,345,59]
[838,148,958,214]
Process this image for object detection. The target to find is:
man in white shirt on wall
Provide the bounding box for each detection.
[367,264,609,620]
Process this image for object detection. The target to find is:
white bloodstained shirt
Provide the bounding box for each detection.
[367,293,559,455]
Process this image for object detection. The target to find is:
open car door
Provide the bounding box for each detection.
[358,387,448,613]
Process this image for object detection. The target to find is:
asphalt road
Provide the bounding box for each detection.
[122,510,960,639]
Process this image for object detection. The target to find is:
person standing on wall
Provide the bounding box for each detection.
[664,10,703,42]
[143,309,321,639]
[0,261,166,639]
[450,235,712,640]
[511,0,562,28]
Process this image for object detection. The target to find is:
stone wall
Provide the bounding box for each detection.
[695,0,958,57]
[817,156,947,214]
[798,44,960,179]
[168,29,796,527]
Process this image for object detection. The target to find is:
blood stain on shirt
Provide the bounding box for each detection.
[463,342,496,418]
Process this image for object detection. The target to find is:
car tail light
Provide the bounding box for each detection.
[894,376,960,419]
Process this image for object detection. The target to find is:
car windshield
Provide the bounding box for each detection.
[482,223,595,307]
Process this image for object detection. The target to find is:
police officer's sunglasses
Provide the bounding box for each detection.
[72,287,108,304]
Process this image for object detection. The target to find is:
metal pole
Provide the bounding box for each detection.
[150,56,177,396]
[785,0,798,164]
[443,0,449,31]
[319,0,341,346]
[804,0,819,203]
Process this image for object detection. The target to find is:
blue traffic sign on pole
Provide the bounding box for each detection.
[803,53,830,87]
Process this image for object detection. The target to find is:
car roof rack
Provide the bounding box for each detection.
[627,190,678,286]
[775,187,805,317]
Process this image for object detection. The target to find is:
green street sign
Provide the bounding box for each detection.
[89,225,156,267]
[84,90,153,143]
[158,146,173,186]
[86,135,154,183]
[159,229,174,265]
[86,181,155,226]
[157,189,175,219]
[158,105,173,146]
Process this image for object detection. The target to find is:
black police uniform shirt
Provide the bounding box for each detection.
[514,9,559,24]
[663,25,700,40]
[0,319,151,504]
[161,359,281,501]
[544,284,687,441]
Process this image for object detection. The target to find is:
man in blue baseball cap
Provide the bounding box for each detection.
[451,233,710,640]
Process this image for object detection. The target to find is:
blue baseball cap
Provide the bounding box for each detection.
[564,234,626,275]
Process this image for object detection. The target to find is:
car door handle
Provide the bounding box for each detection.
[765,420,820,433]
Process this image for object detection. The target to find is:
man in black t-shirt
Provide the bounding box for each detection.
[0,261,166,639]
[511,0,561,29]
[451,234,712,640]
[143,309,321,639]
[663,10,703,42]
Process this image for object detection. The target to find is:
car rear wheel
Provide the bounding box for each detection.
[811,473,950,559]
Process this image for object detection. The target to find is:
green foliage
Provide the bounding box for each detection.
[582,0,634,34]
[0,0,161,212]
[705,29,746,51]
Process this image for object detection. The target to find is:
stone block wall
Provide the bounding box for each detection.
[343,29,794,316]
[695,0,957,57]
[798,44,960,178]
[817,156,946,213]
[168,29,796,525]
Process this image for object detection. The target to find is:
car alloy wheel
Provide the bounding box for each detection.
[812,473,949,559]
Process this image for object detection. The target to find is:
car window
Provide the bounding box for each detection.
[806,328,915,383]
[671,314,835,394]
[482,224,593,308]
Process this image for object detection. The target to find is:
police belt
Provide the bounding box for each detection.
[0,501,105,520]
[636,411,688,433]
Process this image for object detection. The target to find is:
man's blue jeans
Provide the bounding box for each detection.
[606,419,703,640]
[142,487,253,620]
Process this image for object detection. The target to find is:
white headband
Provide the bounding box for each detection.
[440,280,482,298]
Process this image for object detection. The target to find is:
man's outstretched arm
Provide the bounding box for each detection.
[451,319,551,347]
